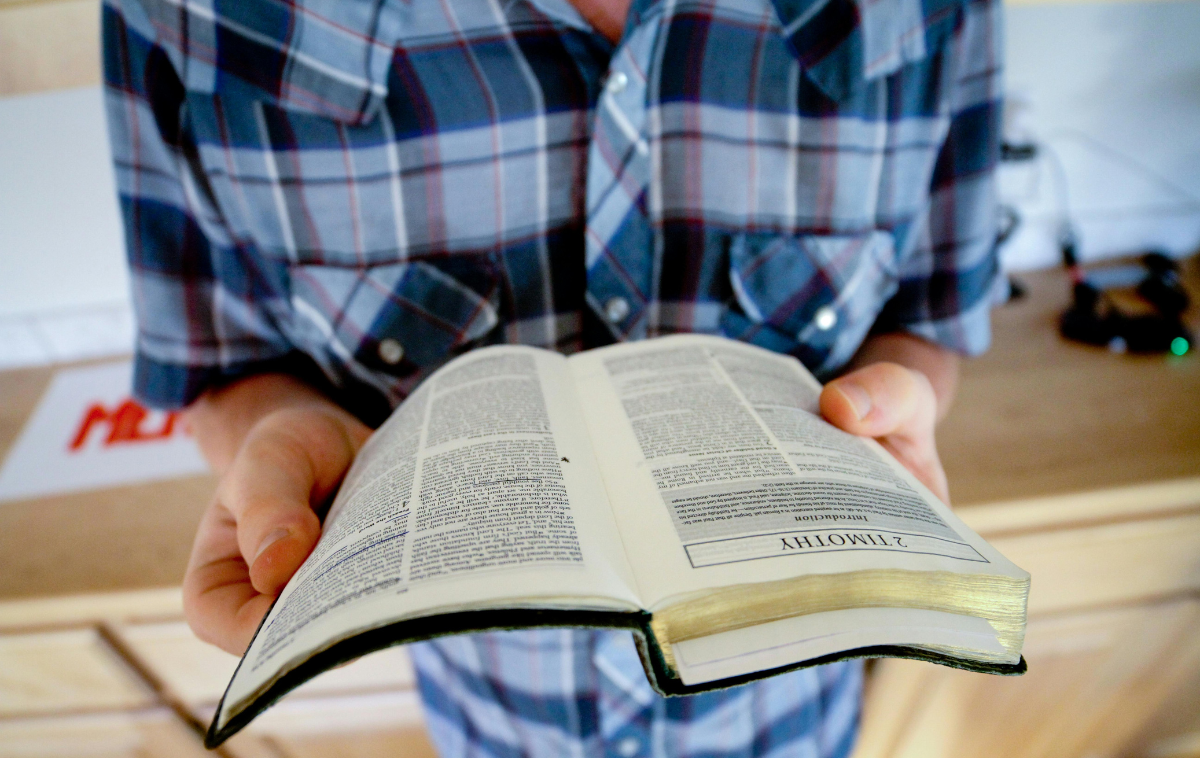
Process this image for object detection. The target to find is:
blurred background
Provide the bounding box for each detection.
[0,0,1197,757]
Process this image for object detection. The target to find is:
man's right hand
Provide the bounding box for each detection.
[181,375,371,655]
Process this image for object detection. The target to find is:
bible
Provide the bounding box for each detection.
[206,334,1029,747]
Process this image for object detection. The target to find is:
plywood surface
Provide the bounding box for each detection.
[1130,665,1200,758]
[240,727,440,758]
[0,709,212,758]
[0,362,216,601]
[856,261,1200,758]
[0,588,183,631]
[0,628,152,717]
[113,621,417,710]
[856,598,1200,758]
[0,0,101,96]
[957,476,1200,536]
[991,510,1200,615]
[218,692,437,758]
[941,260,1200,508]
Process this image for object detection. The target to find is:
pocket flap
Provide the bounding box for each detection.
[730,232,890,334]
[289,261,499,377]
[725,231,898,372]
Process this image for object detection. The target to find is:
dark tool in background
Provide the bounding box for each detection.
[1058,252,1192,355]
[997,140,1192,356]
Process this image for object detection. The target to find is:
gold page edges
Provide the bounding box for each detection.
[649,569,1030,672]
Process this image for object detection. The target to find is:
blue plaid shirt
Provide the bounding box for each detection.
[105,0,1002,754]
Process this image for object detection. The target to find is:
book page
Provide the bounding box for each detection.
[569,335,1026,612]
[219,346,640,725]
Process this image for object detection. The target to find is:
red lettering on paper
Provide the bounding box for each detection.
[68,399,183,451]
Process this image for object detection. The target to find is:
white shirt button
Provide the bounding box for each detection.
[616,736,640,757]
[813,305,838,331]
[377,338,405,365]
[607,71,628,93]
[604,296,631,323]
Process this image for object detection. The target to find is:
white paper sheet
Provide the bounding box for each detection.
[0,361,209,502]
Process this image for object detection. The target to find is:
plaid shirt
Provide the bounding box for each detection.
[105,0,1001,754]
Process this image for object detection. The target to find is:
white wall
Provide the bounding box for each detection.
[999,0,1200,270]
[0,86,128,317]
[0,87,133,367]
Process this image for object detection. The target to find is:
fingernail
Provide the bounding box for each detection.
[254,528,290,563]
[836,382,872,420]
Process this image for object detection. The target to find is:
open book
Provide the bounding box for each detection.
[206,335,1029,747]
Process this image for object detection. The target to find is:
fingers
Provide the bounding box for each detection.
[183,407,369,654]
[222,426,324,597]
[227,408,366,594]
[820,362,950,503]
[183,500,277,654]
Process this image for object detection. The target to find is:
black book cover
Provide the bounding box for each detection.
[205,606,1025,748]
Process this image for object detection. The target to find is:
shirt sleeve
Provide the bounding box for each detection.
[872,0,1008,357]
[103,0,295,409]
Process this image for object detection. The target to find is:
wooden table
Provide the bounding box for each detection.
[942,263,1200,506]
[857,260,1200,758]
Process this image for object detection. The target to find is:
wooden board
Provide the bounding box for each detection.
[957,476,1200,536]
[0,0,101,96]
[1126,618,1200,757]
[112,621,418,711]
[854,259,1200,758]
[0,628,152,717]
[0,709,211,758]
[989,510,1200,616]
[855,598,1200,758]
[0,588,183,632]
[219,691,436,758]
[232,727,440,758]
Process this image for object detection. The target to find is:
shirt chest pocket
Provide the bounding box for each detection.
[720,231,899,375]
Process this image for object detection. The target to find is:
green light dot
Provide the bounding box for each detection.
[1171,337,1189,356]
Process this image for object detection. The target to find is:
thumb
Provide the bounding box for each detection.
[820,363,949,503]
[819,362,936,443]
[222,409,365,595]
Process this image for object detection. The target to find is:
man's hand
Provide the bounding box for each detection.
[182,376,371,655]
[818,334,958,504]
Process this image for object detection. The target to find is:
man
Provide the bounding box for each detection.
[104,0,1002,754]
